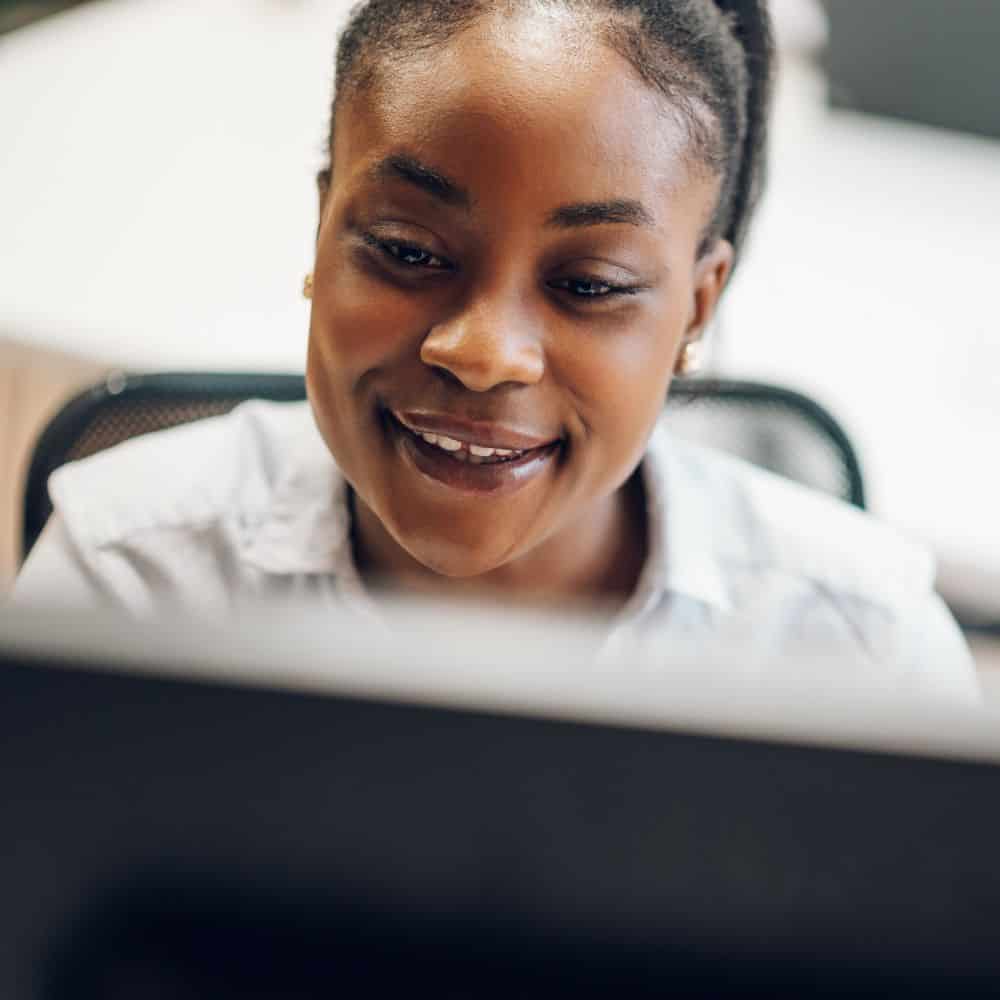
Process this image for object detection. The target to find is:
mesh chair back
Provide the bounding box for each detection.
[666,380,865,509]
[21,372,865,564]
[22,373,306,563]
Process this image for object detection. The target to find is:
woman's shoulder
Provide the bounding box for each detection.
[648,429,977,699]
[46,399,322,553]
[650,427,935,613]
[15,399,349,615]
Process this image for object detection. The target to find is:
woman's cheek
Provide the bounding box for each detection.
[312,262,422,375]
[562,315,678,412]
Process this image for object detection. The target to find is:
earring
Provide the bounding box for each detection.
[302,272,314,300]
[675,342,701,377]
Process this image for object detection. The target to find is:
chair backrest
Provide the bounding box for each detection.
[21,371,865,564]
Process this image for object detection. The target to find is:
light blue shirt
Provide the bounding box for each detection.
[13,400,978,701]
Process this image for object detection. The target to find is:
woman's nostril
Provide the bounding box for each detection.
[430,365,466,389]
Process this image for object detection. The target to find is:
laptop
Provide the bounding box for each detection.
[2,603,1000,998]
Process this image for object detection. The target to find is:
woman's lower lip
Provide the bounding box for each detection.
[389,418,559,496]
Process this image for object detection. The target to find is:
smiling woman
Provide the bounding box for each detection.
[12,0,978,700]
[306,3,738,595]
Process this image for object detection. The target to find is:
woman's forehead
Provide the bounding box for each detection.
[331,17,712,224]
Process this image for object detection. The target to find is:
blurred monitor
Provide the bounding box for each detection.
[821,0,1000,139]
[3,606,1000,997]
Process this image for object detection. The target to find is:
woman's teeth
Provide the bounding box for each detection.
[416,431,523,464]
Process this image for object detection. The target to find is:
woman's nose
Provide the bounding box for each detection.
[419,299,545,393]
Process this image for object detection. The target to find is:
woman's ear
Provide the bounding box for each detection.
[674,239,734,374]
[688,238,734,342]
[315,168,332,244]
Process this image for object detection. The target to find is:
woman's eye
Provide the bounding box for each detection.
[551,277,637,299]
[386,242,444,268]
[566,278,613,297]
[367,235,449,270]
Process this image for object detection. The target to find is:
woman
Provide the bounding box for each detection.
[14,0,977,697]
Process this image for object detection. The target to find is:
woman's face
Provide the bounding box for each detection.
[307,9,731,580]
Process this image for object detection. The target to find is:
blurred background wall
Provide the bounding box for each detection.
[1,1,997,654]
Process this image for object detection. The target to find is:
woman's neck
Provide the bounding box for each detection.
[349,472,648,612]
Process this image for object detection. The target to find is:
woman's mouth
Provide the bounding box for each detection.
[386,410,561,495]
[403,427,525,465]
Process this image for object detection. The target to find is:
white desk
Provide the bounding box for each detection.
[0,0,342,370]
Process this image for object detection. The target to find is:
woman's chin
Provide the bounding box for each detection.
[381,521,526,584]
[400,541,515,582]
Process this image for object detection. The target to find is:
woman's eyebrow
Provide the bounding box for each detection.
[369,154,471,209]
[546,200,654,229]
[366,157,652,229]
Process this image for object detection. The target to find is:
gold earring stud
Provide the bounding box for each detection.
[675,342,701,377]
[302,272,314,300]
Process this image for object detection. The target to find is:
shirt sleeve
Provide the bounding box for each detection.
[9,514,110,610]
[894,589,980,705]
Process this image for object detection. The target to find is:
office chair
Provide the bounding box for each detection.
[21,371,866,564]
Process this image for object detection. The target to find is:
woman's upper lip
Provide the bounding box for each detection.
[392,410,558,451]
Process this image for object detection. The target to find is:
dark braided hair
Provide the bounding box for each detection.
[322,0,773,260]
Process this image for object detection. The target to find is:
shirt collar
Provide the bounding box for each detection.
[240,411,355,577]
[241,412,733,615]
[631,421,733,616]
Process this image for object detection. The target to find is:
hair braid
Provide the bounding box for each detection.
[710,0,774,255]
